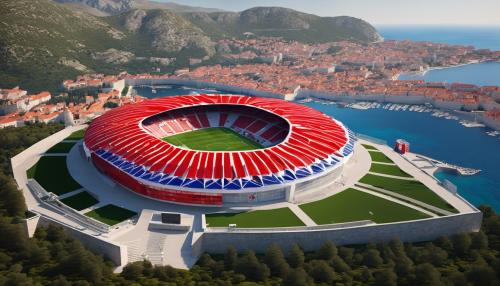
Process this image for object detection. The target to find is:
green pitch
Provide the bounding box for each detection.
[163,127,264,151]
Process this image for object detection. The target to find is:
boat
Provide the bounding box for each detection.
[486,131,499,136]
[460,120,486,128]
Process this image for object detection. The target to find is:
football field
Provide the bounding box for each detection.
[163,127,264,151]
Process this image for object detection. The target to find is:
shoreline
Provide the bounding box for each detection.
[123,79,500,131]
[302,98,500,131]
[396,59,499,80]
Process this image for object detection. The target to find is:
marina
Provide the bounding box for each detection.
[327,101,495,134]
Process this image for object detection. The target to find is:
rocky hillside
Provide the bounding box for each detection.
[0,0,216,91]
[55,0,223,15]
[0,0,125,90]
[0,1,381,91]
[183,7,382,43]
[111,9,215,55]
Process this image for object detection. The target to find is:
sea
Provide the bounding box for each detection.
[397,62,500,86]
[134,26,500,210]
[379,26,500,85]
[377,25,500,51]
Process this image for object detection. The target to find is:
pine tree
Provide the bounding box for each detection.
[287,244,305,268]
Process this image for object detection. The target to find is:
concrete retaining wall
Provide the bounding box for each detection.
[198,212,482,253]
[23,214,40,238]
[37,215,128,266]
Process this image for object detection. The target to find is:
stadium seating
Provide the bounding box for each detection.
[141,104,289,148]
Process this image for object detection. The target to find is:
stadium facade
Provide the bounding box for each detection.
[83,94,356,206]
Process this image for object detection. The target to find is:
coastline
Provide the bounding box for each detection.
[396,59,499,80]
[118,78,500,131]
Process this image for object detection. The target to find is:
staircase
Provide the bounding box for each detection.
[145,232,167,265]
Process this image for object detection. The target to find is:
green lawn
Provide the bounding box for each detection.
[300,188,430,224]
[359,174,457,213]
[368,150,394,163]
[370,163,412,178]
[45,142,76,154]
[65,129,86,140]
[60,191,99,211]
[85,204,137,226]
[362,144,378,150]
[27,156,81,195]
[163,127,263,151]
[206,207,305,228]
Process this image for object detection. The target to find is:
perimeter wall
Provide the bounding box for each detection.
[36,215,127,266]
[195,212,482,254]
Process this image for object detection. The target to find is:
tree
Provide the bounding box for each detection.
[338,247,355,266]
[466,265,498,286]
[435,236,453,252]
[0,217,27,252]
[374,269,398,286]
[471,231,488,250]
[452,233,472,257]
[224,246,238,270]
[51,275,71,286]
[363,248,383,267]
[331,255,351,272]
[103,101,119,109]
[198,253,216,268]
[316,241,337,260]
[359,266,373,284]
[445,270,467,286]
[153,265,179,282]
[415,263,443,286]
[307,260,336,284]
[287,244,305,268]
[284,267,309,286]
[264,244,289,278]
[394,255,414,278]
[121,262,144,281]
[235,251,270,282]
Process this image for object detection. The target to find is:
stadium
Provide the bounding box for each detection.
[82,94,356,206]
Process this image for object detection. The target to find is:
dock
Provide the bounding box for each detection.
[405,153,480,176]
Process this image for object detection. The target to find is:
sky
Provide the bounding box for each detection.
[160,0,500,26]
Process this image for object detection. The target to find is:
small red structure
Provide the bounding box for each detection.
[395,139,410,154]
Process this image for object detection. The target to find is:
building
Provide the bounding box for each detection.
[0,86,27,100]
[83,94,355,206]
[395,139,410,154]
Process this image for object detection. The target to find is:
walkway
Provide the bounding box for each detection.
[352,186,438,217]
[358,139,476,214]
[288,204,317,226]
[367,172,418,181]
[355,182,454,216]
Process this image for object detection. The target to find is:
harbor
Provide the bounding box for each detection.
[296,98,499,137]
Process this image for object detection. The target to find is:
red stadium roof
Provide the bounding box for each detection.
[84,94,355,190]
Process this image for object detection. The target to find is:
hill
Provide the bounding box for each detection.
[0,0,215,91]
[0,1,381,92]
[184,7,382,43]
[55,0,224,15]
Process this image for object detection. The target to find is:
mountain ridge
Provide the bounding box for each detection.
[0,0,382,91]
[54,0,225,15]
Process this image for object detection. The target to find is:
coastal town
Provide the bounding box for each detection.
[1,38,499,129]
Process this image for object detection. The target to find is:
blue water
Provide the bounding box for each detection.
[378,26,500,51]
[137,85,500,211]
[303,102,500,211]
[133,85,229,98]
[398,62,500,86]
